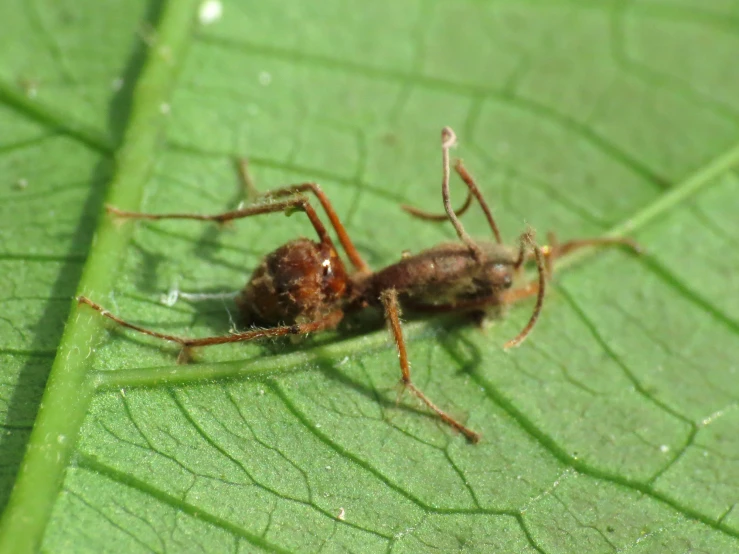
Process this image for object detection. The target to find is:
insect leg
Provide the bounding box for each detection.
[257,182,370,273]
[107,196,338,252]
[502,231,546,349]
[234,158,260,204]
[379,288,481,443]
[504,233,642,340]
[512,233,642,278]
[78,296,343,359]
[499,282,540,304]
[395,127,483,258]
[399,131,503,246]
[542,234,643,271]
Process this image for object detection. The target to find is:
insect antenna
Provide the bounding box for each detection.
[504,229,547,348]
[400,127,503,245]
[435,127,484,261]
[452,159,503,244]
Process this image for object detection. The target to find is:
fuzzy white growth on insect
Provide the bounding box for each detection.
[160,286,238,307]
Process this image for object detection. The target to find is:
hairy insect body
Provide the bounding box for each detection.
[362,242,517,307]
[236,238,349,326]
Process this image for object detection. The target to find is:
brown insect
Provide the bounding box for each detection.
[78,127,640,443]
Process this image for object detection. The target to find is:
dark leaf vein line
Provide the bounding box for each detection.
[271,381,524,519]
[170,388,392,541]
[75,456,291,554]
[0,76,113,155]
[639,255,739,336]
[466,369,739,539]
[64,489,157,553]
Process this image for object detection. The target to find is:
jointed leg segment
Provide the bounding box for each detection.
[77,296,343,354]
[519,232,643,281]
[380,288,481,443]
[502,232,643,310]
[257,182,369,273]
[107,195,336,247]
[107,179,369,273]
[503,230,546,349]
[401,131,502,246]
[438,128,484,261]
[542,235,642,268]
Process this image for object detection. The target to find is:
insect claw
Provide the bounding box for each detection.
[503,337,522,350]
[104,205,130,228]
[465,428,482,444]
[177,346,194,364]
[624,239,645,255]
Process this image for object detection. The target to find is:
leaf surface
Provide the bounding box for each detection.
[1,1,738,552]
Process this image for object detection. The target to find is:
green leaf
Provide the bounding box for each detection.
[1,0,738,552]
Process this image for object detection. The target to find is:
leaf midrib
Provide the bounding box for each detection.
[0,2,200,551]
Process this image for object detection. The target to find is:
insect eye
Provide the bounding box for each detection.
[489,264,513,289]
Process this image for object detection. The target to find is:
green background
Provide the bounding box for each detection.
[1,0,738,552]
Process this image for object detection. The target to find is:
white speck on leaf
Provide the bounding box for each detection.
[198,0,223,25]
[111,77,124,91]
[258,71,272,86]
[660,444,670,453]
[337,508,345,521]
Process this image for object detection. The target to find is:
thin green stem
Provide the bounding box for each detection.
[92,320,437,390]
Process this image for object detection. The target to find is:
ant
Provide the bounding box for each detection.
[78,127,641,443]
